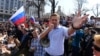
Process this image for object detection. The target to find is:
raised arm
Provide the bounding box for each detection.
[68,11,89,35]
[39,24,54,39]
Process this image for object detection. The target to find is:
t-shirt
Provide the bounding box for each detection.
[45,25,69,55]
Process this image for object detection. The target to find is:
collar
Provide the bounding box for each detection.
[54,25,61,29]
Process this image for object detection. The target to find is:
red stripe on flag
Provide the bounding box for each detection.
[14,16,26,26]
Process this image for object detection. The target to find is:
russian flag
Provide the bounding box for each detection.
[30,16,36,24]
[9,6,26,26]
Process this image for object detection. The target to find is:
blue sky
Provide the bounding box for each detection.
[45,0,100,16]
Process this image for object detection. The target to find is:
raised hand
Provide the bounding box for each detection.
[40,22,54,39]
[72,11,89,29]
[48,22,54,30]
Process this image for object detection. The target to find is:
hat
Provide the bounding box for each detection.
[94,34,100,47]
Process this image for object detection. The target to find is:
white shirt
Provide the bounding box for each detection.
[88,19,95,24]
[45,25,68,55]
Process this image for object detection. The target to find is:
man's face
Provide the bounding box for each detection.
[50,16,59,27]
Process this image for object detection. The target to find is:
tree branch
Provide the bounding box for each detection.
[32,1,38,8]
[91,8,97,17]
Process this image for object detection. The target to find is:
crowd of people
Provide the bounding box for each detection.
[0,12,99,56]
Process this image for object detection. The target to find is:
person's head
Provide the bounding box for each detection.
[92,34,100,56]
[43,19,49,26]
[31,28,39,38]
[90,16,94,20]
[49,13,60,27]
[2,30,7,35]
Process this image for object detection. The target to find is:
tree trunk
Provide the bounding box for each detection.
[38,7,40,18]
[37,0,40,18]
[52,0,55,13]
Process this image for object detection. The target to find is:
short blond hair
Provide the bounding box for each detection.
[50,13,60,19]
[94,34,100,47]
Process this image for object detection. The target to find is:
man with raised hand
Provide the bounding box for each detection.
[40,11,89,56]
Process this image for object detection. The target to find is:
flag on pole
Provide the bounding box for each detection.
[30,16,36,24]
[9,6,26,26]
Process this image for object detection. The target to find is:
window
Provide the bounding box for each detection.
[10,0,13,10]
[18,1,23,8]
[15,3,17,7]
[5,11,8,13]
[5,6,9,10]
[0,10,3,12]
[1,2,3,5]
[1,6,3,9]
[10,11,12,14]
[5,0,9,10]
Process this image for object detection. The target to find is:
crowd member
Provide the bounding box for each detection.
[64,16,73,56]
[64,36,69,56]
[29,27,45,56]
[0,43,11,56]
[13,24,30,56]
[0,11,98,56]
[71,29,84,56]
[15,25,23,42]
[0,31,14,56]
[62,16,67,26]
[6,36,16,55]
[39,12,89,56]
[88,16,95,27]
[66,16,72,27]
[83,27,97,56]
[92,34,100,56]
[42,19,49,29]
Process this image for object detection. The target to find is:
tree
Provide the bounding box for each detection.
[91,4,100,17]
[24,0,46,18]
[32,0,46,18]
[47,0,59,14]
[74,0,89,15]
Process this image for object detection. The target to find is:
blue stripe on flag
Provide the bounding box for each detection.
[11,12,25,23]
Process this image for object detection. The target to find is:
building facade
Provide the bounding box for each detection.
[56,6,66,17]
[0,0,24,21]
[26,0,45,19]
[0,0,45,21]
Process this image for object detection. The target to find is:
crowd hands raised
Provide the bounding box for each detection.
[0,11,99,56]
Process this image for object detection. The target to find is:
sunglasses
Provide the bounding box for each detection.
[93,44,100,52]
